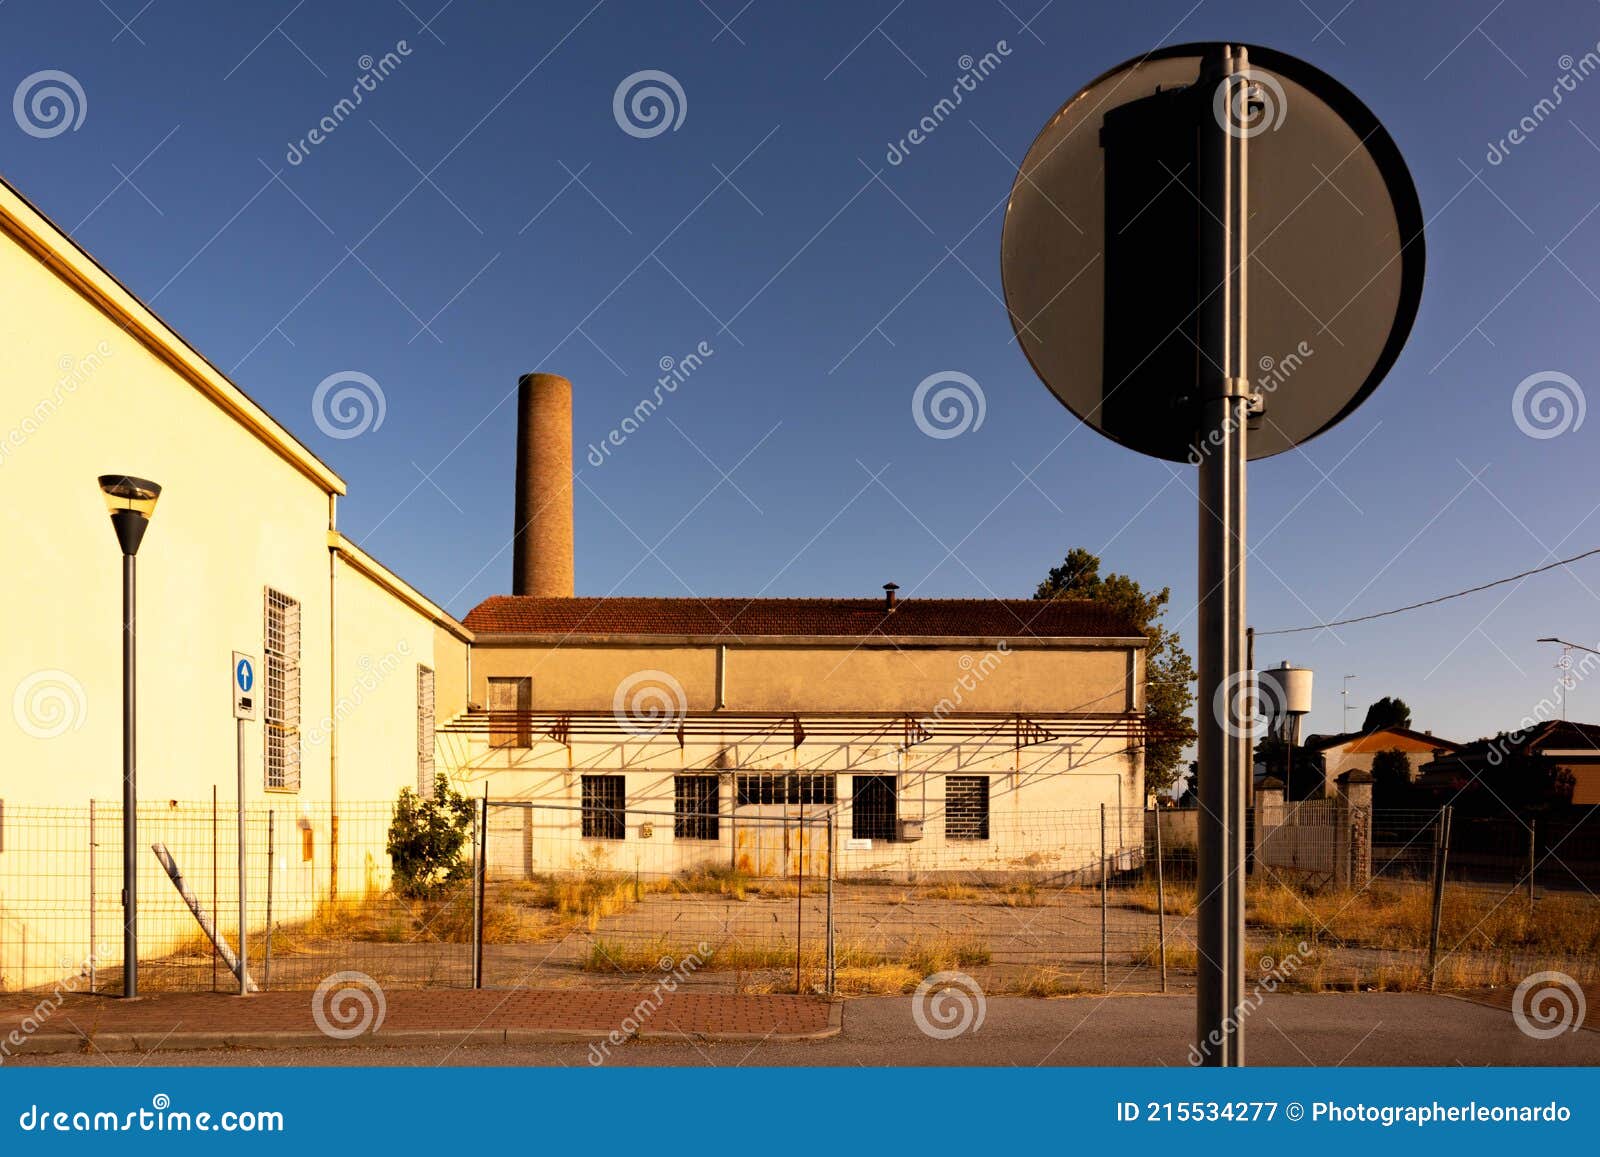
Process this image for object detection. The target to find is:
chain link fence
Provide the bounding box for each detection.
[2,797,1595,998]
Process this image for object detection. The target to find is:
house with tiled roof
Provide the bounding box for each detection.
[1298,725,1461,798]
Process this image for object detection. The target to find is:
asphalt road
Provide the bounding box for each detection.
[10,992,1598,1067]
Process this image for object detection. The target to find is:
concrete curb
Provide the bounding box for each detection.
[8,1003,843,1057]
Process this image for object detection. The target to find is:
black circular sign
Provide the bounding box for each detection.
[1000,43,1425,461]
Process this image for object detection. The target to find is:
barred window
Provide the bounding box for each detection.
[852,775,897,841]
[945,775,990,840]
[674,775,720,840]
[735,773,835,806]
[264,589,301,792]
[582,775,626,840]
[417,666,436,796]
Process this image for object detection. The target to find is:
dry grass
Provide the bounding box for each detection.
[1015,967,1090,997]
[1246,878,1600,961]
[1133,935,1199,973]
[995,882,1048,908]
[1118,881,1198,917]
[901,935,992,973]
[920,882,983,902]
[833,965,922,994]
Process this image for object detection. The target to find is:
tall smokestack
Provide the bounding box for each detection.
[512,372,574,597]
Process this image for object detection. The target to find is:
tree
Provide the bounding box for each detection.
[387,773,475,898]
[1370,747,1413,808]
[1360,696,1412,733]
[1035,547,1196,794]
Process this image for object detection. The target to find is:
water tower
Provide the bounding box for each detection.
[1257,661,1314,744]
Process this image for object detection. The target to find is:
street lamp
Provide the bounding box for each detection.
[99,474,160,998]
[1537,637,1598,720]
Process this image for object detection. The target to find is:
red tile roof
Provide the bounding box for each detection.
[463,596,1143,640]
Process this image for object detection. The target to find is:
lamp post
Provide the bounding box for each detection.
[1537,637,1597,719]
[98,474,161,999]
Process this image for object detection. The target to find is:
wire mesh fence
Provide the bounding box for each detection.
[0,800,474,994]
[2,796,1595,998]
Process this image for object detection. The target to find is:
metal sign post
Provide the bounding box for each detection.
[1000,41,1424,1067]
[1194,48,1252,1066]
[232,652,257,997]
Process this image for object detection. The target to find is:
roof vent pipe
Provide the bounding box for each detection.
[883,582,899,611]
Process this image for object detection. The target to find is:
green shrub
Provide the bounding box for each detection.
[387,774,475,898]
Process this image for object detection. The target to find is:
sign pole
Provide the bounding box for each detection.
[231,652,257,997]
[1195,44,1251,1067]
[236,714,247,997]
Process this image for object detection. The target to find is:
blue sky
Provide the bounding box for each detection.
[5,0,1600,744]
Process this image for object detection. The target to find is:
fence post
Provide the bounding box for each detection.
[472,792,487,989]
[1100,802,1109,991]
[1427,804,1453,992]
[265,809,274,992]
[1527,818,1536,913]
[826,809,836,996]
[1153,807,1167,993]
[212,785,219,992]
[795,802,806,995]
[88,800,97,995]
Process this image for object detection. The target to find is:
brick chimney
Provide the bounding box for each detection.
[512,372,574,597]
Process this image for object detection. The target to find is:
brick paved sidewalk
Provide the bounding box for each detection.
[0,990,840,1060]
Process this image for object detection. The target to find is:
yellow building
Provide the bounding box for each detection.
[0,176,469,988]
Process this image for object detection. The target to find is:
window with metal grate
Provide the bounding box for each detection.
[674,775,720,840]
[735,773,836,806]
[851,775,898,841]
[263,588,301,792]
[417,665,436,796]
[581,775,626,840]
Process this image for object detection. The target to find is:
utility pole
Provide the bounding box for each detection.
[1342,674,1358,733]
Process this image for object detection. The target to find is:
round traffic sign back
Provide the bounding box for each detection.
[1000,43,1424,462]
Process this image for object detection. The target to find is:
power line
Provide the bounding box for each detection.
[1255,545,1600,637]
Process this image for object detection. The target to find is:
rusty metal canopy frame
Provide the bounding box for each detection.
[438,708,1155,751]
